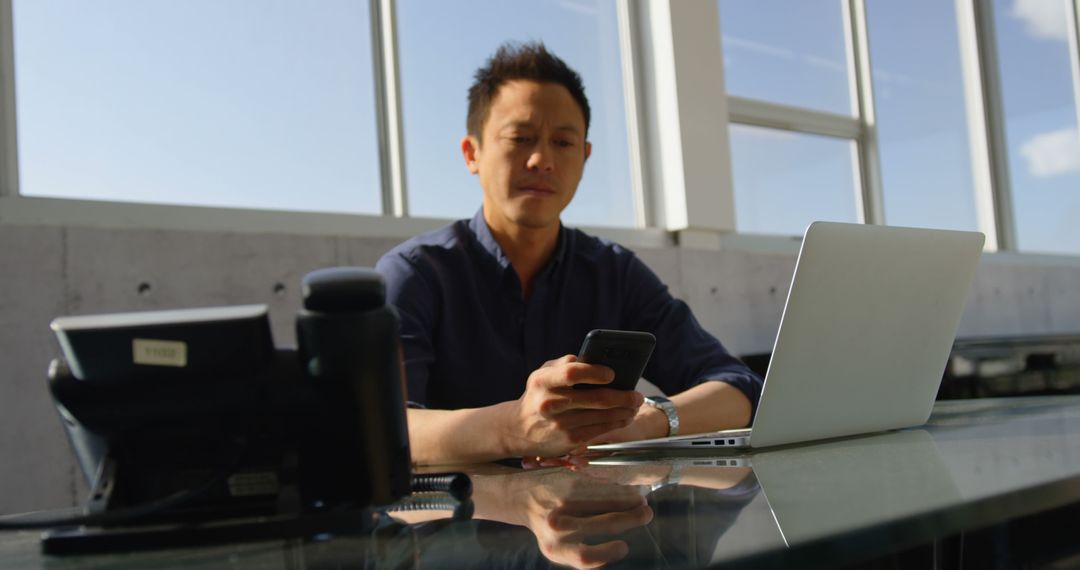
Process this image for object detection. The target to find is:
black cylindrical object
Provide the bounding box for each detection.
[295,267,413,509]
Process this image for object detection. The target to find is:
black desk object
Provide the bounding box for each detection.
[33,267,414,554]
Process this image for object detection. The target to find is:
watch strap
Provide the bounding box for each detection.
[643,395,679,437]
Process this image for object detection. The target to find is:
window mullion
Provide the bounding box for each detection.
[728,96,860,140]
[635,0,734,237]
[955,0,1015,252]
[0,0,18,199]
[1067,0,1080,142]
[846,0,885,226]
[616,0,648,228]
[369,0,408,217]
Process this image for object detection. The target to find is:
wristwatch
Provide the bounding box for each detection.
[650,462,683,493]
[643,395,679,437]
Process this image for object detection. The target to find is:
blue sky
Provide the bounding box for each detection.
[721,0,981,234]
[13,0,384,214]
[12,0,634,227]
[10,0,1080,253]
[992,0,1080,255]
[720,0,1080,254]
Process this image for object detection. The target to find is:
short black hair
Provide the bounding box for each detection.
[466,41,591,142]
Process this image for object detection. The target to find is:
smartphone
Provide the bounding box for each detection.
[575,329,656,390]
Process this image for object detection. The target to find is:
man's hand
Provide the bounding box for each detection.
[519,470,652,569]
[588,380,755,451]
[503,355,644,458]
[473,468,653,569]
[585,403,670,447]
[407,371,751,465]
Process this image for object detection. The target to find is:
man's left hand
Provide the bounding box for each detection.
[595,402,669,444]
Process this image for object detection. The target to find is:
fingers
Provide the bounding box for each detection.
[523,453,592,470]
[542,354,578,367]
[568,420,635,445]
[519,413,633,459]
[566,446,590,457]
[541,504,653,568]
[540,388,643,416]
[523,455,577,470]
[515,359,643,457]
[552,487,649,516]
[549,503,654,537]
[533,359,615,390]
[546,540,630,569]
[530,413,635,453]
[558,407,637,430]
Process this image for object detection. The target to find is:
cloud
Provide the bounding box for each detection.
[1019,127,1080,178]
[800,54,846,74]
[722,35,795,61]
[559,0,599,16]
[1011,0,1070,41]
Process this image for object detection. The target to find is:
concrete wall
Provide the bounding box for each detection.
[2,223,1079,515]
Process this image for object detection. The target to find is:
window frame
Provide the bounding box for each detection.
[715,0,1050,254]
[956,0,1016,252]
[719,0,884,231]
[0,0,658,242]
[371,0,408,218]
[0,0,17,205]
[1,0,1079,260]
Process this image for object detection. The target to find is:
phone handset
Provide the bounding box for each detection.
[296,266,412,508]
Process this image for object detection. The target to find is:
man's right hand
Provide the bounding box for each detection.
[502,355,644,458]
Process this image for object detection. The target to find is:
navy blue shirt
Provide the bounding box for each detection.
[375,209,762,411]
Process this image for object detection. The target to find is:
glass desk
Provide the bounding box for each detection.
[2,395,1080,568]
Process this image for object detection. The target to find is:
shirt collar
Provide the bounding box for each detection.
[468,208,570,273]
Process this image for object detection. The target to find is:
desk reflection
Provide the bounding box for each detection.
[391,462,757,569]
[574,429,962,565]
[7,398,1075,569]
[748,429,960,548]
[387,429,963,568]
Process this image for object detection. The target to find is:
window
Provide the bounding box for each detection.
[719,0,862,236]
[396,0,636,227]
[993,0,1080,255]
[720,0,1043,240]
[719,0,851,115]
[8,0,1080,256]
[866,0,980,232]
[729,124,859,235]
[12,0,381,214]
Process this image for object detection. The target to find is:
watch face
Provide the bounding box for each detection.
[645,396,671,408]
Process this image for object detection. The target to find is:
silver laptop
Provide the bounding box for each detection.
[590,221,984,452]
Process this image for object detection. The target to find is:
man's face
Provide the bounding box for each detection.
[462,80,591,233]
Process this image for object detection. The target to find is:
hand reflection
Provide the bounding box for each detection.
[473,467,653,569]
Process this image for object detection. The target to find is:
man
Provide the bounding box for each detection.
[376,42,762,465]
